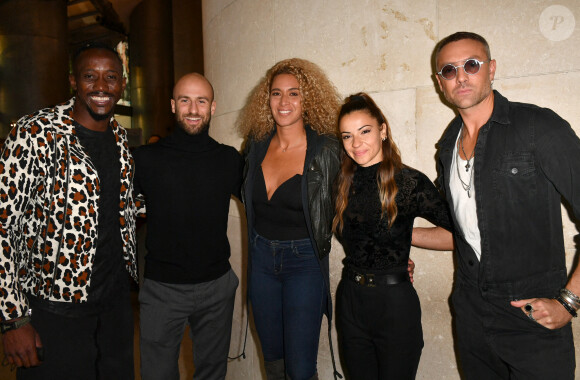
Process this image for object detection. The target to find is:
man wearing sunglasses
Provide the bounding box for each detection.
[434,31,580,379]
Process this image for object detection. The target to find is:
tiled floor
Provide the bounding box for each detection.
[0,291,195,380]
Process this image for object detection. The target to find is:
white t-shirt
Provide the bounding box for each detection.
[449,132,482,260]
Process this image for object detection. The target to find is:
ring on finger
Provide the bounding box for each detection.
[525,303,536,321]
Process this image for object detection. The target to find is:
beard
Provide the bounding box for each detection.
[176,113,211,135]
[445,82,493,111]
[87,107,114,121]
[84,92,117,121]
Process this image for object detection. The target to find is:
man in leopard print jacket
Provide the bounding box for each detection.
[0,44,137,379]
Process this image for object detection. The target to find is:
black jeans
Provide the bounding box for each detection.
[336,277,423,380]
[452,280,575,380]
[17,293,134,380]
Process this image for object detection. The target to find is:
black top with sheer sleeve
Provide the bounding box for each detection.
[339,163,452,273]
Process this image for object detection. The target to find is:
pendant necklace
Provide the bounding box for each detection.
[459,124,475,171]
[457,124,475,198]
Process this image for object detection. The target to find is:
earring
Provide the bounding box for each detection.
[382,137,386,142]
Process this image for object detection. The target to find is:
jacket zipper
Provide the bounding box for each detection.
[49,138,70,297]
[34,131,60,295]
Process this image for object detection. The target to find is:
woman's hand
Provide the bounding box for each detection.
[408,258,415,283]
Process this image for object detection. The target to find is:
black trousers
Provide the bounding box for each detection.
[452,280,576,380]
[336,278,423,380]
[17,292,134,380]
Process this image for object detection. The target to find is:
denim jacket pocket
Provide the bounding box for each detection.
[492,152,536,200]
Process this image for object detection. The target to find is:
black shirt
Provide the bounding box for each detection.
[74,122,127,303]
[340,164,452,272]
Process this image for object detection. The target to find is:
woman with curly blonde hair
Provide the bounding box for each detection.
[238,58,340,140]
[239,58,341,380]
[333,92,452,379]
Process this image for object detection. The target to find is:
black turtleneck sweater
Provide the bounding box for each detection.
[133,127,243,284]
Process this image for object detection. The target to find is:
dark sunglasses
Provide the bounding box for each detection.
[437,58,490,80]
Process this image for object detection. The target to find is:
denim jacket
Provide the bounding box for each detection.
[437,91,580,301]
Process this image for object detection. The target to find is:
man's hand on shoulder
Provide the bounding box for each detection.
[2,323,42,368]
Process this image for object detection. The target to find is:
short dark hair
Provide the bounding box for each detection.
[71,42,123,74]
[435,31,491,63]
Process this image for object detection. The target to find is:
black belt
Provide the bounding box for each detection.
[343,267,409,287]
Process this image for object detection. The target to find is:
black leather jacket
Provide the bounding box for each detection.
[241,126,341,261]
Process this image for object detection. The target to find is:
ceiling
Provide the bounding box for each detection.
[67,0,142,47]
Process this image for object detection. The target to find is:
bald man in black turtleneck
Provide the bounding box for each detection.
[134,73,243,380]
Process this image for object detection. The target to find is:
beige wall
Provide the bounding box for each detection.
[202,1,580,378]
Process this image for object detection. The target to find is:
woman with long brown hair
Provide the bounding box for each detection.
[238,58,341,380]
[333,92,452,379]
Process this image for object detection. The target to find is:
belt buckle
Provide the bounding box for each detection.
[354,274,365,285]
[354,273,375,287]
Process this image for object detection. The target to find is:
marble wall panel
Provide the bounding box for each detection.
[204,0,276,114]
[412,247,457,379]
[270,0,438,95]
[369,89,418,166]
[202,0,236,28]
[416,85,456,180]
[210,110,244,154]
[437,1,580,78]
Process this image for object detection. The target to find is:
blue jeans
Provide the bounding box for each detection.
[249,231,326,380]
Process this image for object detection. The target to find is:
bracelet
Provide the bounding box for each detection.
[556,296,578,318]
[0,315,31,334]
[560,288,580,311]
[560,288,580,309]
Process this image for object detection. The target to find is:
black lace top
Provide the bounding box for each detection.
[339,163,452,272]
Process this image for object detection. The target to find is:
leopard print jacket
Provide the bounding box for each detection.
[0,98,138,321]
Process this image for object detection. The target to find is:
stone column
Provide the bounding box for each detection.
[0,0,69,136]
[129,0,175,141]
[172,0,204,81]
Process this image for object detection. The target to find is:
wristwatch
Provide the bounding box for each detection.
[0,315,31,334]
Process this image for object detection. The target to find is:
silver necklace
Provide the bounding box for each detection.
[457,125,474,198]
[459,124,475,171]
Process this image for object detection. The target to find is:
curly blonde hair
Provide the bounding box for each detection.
[238,58,341,140]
